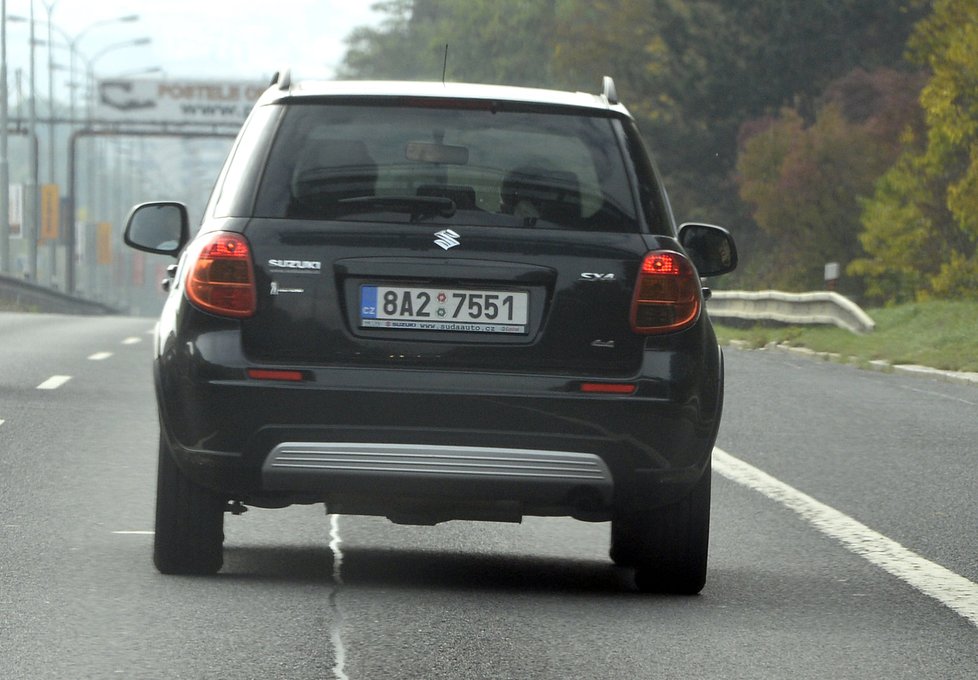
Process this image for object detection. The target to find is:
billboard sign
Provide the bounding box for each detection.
[95,79,267,124]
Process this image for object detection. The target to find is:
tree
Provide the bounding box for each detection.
[850,0,978,302]
[551,0,925,287]
[737,69,924,291]
[339,0,557,86]
[339,0,926,284]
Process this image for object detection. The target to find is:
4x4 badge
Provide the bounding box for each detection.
[434,229,460,250]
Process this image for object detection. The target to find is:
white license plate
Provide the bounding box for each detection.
[360,285,529,334]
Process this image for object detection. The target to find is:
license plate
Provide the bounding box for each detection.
[360,285,529,334]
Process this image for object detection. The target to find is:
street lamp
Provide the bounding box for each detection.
[8,11,141,287]
[41,1,57,187]
[46,14,140,293]
[1,0,10,275]
[68,15,139,125]
[114,66,164,78]
[73,35,151,298]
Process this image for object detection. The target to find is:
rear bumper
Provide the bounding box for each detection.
[264,442,613,520]
[155,324,723,519]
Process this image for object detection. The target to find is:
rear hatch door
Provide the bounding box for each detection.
[242,219,654,377]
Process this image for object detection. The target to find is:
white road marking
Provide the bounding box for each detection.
[0,419,5,428]
[37,375,72,390]
[88,352,113,361]
[329,514,344,585]
[121,337,142,345]
[112,531,154,535]
[328,514,349,680]
[899,384,977,407]
[713,447,978,628]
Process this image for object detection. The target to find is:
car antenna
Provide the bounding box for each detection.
[442,44,449,85]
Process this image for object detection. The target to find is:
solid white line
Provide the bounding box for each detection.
[88,352,113,361]
[121,337,142,345]
[37,375,72,390]
[713,447,978,627]
[111,531,154,535]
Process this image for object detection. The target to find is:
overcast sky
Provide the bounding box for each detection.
[4,0,384,88]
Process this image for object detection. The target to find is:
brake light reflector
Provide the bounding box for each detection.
[247,369,304,382]
[185,232,256,318]
[580,383,636,394]
[630,250,701,334]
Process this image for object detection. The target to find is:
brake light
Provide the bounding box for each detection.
[185,232,256,318]
[629,250,701,334]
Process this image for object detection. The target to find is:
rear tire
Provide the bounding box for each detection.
[153,431,225,575]
[611,468,711,595]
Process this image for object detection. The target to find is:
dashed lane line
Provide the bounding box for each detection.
[36,375,72,390]
[121,337,142,345]
[713,447,978,628]
[88,352,114,361]
[328,514,349,680]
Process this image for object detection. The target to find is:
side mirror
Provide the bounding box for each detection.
[678,222,738,277]
[123,202,190,257]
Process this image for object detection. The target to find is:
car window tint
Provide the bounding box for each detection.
[211,105,279,219]
[254,103,640,231]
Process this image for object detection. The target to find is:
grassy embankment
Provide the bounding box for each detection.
[713,299,978,373]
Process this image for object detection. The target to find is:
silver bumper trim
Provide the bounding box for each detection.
[263,442,612,483]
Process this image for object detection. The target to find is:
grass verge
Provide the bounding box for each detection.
[714,299,978,373]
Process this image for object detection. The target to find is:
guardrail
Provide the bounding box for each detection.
[707,290,875,334]
[0,274,118,316]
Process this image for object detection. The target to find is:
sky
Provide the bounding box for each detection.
[3,0,385,89]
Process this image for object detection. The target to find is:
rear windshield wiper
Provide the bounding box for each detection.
[335,195,457,220]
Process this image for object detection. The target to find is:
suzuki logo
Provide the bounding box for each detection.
[268,259,322,271]
[434,229,461,250]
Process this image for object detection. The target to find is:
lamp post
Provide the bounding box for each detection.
[33,13,139,292]
[0,0,10,275]
[41,1,56,187]
[27,1,37,284]
[1,10,140,287]
[69,15,138,127]
[75,36,150,298]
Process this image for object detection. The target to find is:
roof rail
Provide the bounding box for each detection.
[270,69,292,90]
[602,76,619,105]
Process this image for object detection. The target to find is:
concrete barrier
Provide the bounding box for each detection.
[707,290,875,334]
[0,274,118,315]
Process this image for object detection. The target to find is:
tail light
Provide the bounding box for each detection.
[184,232,256,318]
[629,251,701,334]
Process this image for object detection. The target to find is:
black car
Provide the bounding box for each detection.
[124,73,737,594]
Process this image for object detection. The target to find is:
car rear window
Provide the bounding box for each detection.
[252,101,641,232]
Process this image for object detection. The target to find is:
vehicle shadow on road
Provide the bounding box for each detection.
[220,544,638,595]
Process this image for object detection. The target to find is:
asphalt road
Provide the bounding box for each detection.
[1,312,975,679]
